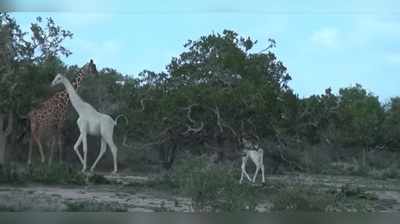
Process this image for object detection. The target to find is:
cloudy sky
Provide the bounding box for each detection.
[8,0,400,101]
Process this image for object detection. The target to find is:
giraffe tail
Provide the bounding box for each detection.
[114,114,130,149]
[114,114,129,126]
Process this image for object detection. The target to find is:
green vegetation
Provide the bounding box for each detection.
[271,185,336,211]
[0,163,113,185]
[26,163,87,185]
[1,13,400,212]
[0,163,24,184]
[1,12,400,173]
[173,157,258,211]
[270,183,381,212]
[64,199,127,212]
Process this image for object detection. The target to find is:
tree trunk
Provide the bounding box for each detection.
[0,113,13,165]
[362,147,367,168]
[0,135,6,165]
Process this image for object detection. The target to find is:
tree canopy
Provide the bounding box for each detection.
[1,13,400,168]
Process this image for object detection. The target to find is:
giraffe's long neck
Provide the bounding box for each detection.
[58,71,86,105]
[71,71,85,89]
[62,77,86,116]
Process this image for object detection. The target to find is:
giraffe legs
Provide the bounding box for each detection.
[82,134,88,172]
[48,136,56,166]
[240,156,252,184]
[57,134,63,163]
[90,138,107,172]
[103,129,118,174]
[50,131,64,164]
[31,131,45,164]
[75,119,89,172]
[56,119,65,163]
[28,137,33,165]
[73,134,85,170]
[108,139,118,174]
[252,166,260,183]
[88,121,119,174]
[240,149,266,185]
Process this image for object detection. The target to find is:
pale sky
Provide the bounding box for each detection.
[8,0,400,101]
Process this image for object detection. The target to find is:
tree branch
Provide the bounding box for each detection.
[270,123,304,171]
[209,105,238,138]
[121,132,169,150]
[222,122,237,138]
[133,97,153,113]
[182,122,204,135]
[182,104,198,124]
[209,106,223,133]
[181,104,204,135]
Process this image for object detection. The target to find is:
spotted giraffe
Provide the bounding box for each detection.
[27,59,97,165]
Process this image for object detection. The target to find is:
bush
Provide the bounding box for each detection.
[173,156,259,212]
[0,163,25,184]
[88,173,111,185]
[299,144,332,174]
[337,184,377,200]
[271,185,335,211]
[365,151,395,169]
[368,166,400,180]
[64,199,127,212]
[27,163,87,185]
[0,163,112,185]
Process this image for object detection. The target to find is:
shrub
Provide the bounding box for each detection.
[0,163,115,185]
[64,199,127,212]
[337,184,377,200]
[368,166,400,180]
[299,145,332,174]
[27,163,87,185]
[0,163,25,184]
[271,185,335,211]
[89,173,111,185]
[173,156,258,212]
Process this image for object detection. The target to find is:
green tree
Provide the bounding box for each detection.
[382,97,400,150]
[336,84,384,165]
[122,30,293,167]
[0,13,72,164]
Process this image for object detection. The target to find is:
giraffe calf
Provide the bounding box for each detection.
[239,139,265,184]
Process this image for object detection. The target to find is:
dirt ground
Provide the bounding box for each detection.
[1,173,400,212]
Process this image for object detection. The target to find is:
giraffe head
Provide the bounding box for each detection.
[70,59,98,88]
[81,59,98,75]
[51,73,67,87]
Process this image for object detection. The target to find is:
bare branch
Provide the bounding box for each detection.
[258,38,276,53]
[121,139,167,150]
[139,98,146,112]
[209,105,238,138]
[182,121,204,135]
[222,122,237,138]
[121,131,169,150]
[270,123,304,171]
[131,96,153,113]
[181,104,204,135]
[209,106,223,133]
[181,104,199,124]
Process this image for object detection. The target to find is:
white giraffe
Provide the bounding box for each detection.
[239,138,265,184]
[51,73,122,173]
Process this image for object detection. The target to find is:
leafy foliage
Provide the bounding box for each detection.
[1,13,400,175]
[173,156,258,211]
[271,185,336,211]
